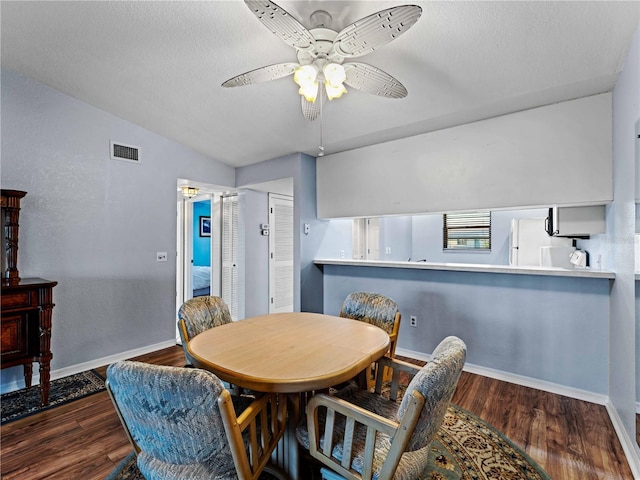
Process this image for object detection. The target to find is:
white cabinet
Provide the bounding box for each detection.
[545,206,606,237]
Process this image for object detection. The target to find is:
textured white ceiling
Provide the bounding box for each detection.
[1,1,638,168]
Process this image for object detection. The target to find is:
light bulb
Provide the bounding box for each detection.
[323,63,346,86]
[299,82,319,103]
[294,65,319,103]
[294,65,317,87]
[325,82,347,101]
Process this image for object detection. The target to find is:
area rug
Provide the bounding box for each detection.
[0,370,105,425]
[106,403,550,480]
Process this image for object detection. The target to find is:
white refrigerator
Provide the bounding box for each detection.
[509,218,573,267]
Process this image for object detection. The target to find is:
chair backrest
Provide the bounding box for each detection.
[106,361,237,477]
[301,337,467,480]
[340,292,401,357]
[339,292,399,334]
[177,295,232,346]
[396,336,466,452]
[107,360,286,480]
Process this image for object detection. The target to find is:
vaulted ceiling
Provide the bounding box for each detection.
[2,1,638,168]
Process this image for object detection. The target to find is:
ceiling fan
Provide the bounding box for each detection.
[222,0,423,121]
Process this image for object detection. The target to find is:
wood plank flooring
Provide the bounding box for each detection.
[0,346,634,479]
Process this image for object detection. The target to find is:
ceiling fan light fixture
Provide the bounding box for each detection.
[323,63,346,86]
[294,65,317,86]
[325,81,347,100]
[298,81,319,103]
[294,64,319,102]
[228,1,422,119]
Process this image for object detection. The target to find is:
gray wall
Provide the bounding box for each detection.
[236,153,325,314]
[241,189,270,318]
[0,68,235,390]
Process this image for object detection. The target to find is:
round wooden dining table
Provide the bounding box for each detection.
[186,311,391,393]
[187,311,391,480]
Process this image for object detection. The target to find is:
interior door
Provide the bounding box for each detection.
[222,194,239,320]
[268,193,293,313]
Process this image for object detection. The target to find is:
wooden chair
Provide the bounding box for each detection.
[296,336,466,480]
[106,360,288,480]
[339,292,402,386]
[177,295,232,365]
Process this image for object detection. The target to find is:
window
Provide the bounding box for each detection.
[443,211,491,251]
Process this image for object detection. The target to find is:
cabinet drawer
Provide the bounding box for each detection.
[1,313,28,359]
[1,290,33,310]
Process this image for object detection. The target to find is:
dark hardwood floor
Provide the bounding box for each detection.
[0,346,634,479]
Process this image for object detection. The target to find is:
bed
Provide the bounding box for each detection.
[192,266,211,297]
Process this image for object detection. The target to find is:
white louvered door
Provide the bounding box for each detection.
[268,193,294,313]
[222,195,239,320]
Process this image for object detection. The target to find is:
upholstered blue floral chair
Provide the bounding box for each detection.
[340,292,402,386]
[177,295,232,364]
[106,361,287,480]
[296,336,466,480]
[340,292,401,358]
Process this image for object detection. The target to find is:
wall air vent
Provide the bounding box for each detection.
[110,141,141,164]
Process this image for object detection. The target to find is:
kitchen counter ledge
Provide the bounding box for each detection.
[314,259,616,279]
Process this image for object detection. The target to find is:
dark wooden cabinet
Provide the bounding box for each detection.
[1,190,57,406]
[1,278,57,405]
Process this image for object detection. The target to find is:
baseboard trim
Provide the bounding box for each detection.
[0,340,177,394]
[395,347,609,406]
[605,400,640,478]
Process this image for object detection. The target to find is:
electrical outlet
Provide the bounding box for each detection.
[156,252,167,262]
[410,315,417,327]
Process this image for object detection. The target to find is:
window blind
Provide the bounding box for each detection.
[443,211,491,250]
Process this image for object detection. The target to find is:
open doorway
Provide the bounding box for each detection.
[176,177,295,338]
[192,197,213,298]
[176,180,228,342]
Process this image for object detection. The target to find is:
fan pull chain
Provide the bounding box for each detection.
[318,92,325,157]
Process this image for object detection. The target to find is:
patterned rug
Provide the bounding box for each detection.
[106,403,550,480]
[0,370,105,425]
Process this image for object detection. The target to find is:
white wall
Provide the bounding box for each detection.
[0,68,235,391]
[317,94,612,218]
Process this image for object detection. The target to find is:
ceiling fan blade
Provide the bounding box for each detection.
[343,63,408,98]
[333,5,422,58]
[300,88,326,121]
[244,0,316,52]
[222,63,299,87]
[301,97,319,121]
